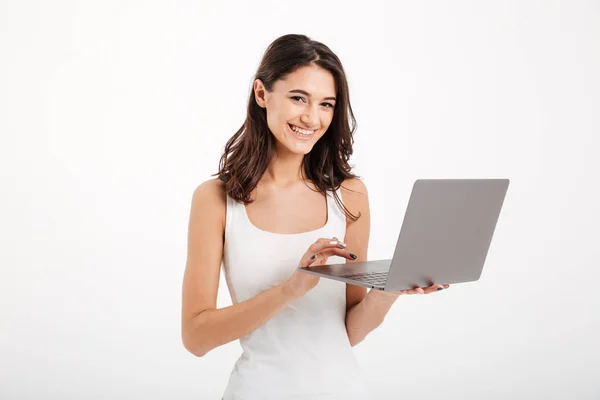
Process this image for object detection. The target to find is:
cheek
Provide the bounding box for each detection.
[264,108,283,136]
[265,100,290,131]
[321,112,335,130]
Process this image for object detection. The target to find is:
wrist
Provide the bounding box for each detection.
[280,279,302,301]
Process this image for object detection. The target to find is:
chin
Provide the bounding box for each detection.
[279,142,313,156]
[295,146,313,155]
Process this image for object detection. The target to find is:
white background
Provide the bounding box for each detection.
[1,1,599,399]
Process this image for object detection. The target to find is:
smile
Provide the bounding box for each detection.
[288,124,317,138]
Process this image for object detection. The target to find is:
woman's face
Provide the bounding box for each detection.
[254,64,337,155]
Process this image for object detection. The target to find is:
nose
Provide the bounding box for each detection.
[300,105,319,127]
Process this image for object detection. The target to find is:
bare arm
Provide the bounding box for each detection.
[346,288,401,346]
[181,179,299,357]
[183,284,301,357]
[340,178,384,346]
[342,178,401,346]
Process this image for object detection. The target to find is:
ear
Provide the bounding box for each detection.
[253,79,267,108]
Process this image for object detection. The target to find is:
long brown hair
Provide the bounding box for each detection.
[216,34,361,221]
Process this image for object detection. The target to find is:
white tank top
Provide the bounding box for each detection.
[221,188,369,400]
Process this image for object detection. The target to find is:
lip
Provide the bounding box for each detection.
[290,123,319,131]
[287,123,317,140]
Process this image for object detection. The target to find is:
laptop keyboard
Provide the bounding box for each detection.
[339,271,388,286]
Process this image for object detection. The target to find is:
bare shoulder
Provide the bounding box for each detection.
[193,177,226,202]
[191,178,227,224]
[340,177,368,196]
[340,178,369,220]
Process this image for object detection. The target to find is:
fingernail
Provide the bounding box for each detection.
[349,253,357,260]
[310,255,316,259]
[329,240,338,245]
[437,287,443,291]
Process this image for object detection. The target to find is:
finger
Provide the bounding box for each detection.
[299,240,331,267]
[314,247,356,262]
[424,284,444,294]
[307,248,356,268]
[299,245,350,268]
[305,238,348,259]
[403,286,425,294]
[315,237,347,249]
[299,253,320,268]
[399,288,422,295]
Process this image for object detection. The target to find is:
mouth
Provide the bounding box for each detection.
[287,123,318,140]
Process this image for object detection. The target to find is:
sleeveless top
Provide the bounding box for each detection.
[221,188,369,400]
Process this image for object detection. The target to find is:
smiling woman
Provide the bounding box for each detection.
[216,34,359,221]
[181,34,420,400]
[255,66,336,153]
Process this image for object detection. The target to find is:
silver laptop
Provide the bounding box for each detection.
[298,179,510,291]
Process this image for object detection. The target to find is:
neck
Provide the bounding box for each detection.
[264,148,306,187]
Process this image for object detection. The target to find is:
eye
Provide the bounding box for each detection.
[322,102,334,109]
[291,96,306,103]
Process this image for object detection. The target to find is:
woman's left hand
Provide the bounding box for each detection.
[397,283,450,295]
[372,283,450,299]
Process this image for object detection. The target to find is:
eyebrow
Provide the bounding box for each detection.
[288,89,336,102]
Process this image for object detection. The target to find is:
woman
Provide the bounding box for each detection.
[181,34,449,399]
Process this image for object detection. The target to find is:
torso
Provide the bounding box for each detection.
[219,179,368,399]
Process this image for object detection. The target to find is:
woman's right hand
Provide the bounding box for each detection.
[283,237,357,299]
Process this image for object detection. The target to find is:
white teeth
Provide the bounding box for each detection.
[290,124,315,136]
